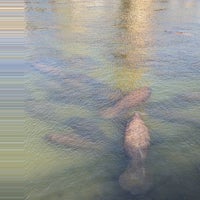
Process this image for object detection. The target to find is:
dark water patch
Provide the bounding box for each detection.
[147,169,200,200]
[30,58,69,71]
[25,98,128,151]
[154,8,167,12]
[153,125,200,149]
[25,100,59,124]
[48,86,122,110]
[31,62,114,92]
[111,117,129,132]
[26,149,131,200]
[149,108,200,130]
[65,55,102,70]
[147,93,200,112]
[149,132,166,146]
[31,62,123,107]
[48,87,96,108]
[25,101,116,145]
[153,63,200,80]
[63,117,114,142]
[145,156,200,200]
[32,74,122,110]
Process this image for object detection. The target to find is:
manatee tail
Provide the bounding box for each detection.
[119,165,151,195]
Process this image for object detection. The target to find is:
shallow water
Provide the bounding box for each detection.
[25,0,200,199]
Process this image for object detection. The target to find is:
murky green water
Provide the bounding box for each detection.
[25,0,200,199]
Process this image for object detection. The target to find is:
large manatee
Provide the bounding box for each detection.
[124,113,150,161]
[101,87,151,119]
[45,132,102,151]
[119,113,151,195]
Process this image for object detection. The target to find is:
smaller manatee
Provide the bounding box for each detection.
[45,133,101,151]
[181,92,200,102]
[101,87,151,119]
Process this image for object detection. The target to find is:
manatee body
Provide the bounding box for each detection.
[45,133,101,151]
[124,113,150,161]
[34,63,64,77]
[102,87,151,119]
[119,113,151,195]
[33,64,88,88]
[33,63,123,108]
[181,92,200,102]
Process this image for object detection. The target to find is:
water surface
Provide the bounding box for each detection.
[25,0,200,199]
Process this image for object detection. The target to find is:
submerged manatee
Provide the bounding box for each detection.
[45,133,101,151]
[181,92,200,102]
[119,113,151,195]
[33,63,123,109]
[124,113,150,160]
[102,87,151,119]
[63,117,115,143]
[119,163,152,195]
[33,63,64,77]
[164,30,193,37]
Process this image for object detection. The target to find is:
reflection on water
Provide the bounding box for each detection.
[25,0,200,199]
[111,0,153,92]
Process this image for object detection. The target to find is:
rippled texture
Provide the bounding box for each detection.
[25,0,200,199]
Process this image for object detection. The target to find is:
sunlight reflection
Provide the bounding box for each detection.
[111,0,154,92]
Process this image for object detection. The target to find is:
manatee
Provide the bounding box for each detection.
[119,163,152,195]
[45,133,101,151]
[33,63,88,88]
[124,113,150,160]
[164,30,193,37]
[181,92,200,102]
[33,63,103,88]
[119,113,151,195]
[33,63,64,77]
[25,100,58,123]
[101,87,151,119]
[175,31,193,36]
[33,63,123,108]
[63,117,113,142]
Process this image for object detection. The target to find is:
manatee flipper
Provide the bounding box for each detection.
[119,165,152,195]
